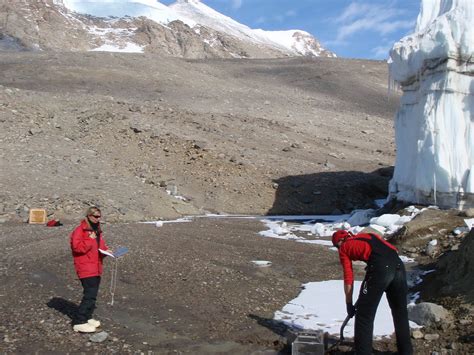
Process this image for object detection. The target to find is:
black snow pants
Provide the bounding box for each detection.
[354,235,413,355]
[75,276,101,325]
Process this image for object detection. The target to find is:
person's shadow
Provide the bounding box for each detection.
[248,314,293,354]
[47,297,78,324]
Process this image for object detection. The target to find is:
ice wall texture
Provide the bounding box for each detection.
[388,0,473,209]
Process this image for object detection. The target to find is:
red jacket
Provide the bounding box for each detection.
[70,219,109,279]
[338,232,398,285]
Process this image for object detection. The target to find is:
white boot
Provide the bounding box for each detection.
[88,319,101,328]
[73,323,97,333]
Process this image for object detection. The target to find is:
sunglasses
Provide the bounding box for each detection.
[90,214,101,218]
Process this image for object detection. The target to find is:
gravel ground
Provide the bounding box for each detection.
[0,218,343,354]
[1,217,472,354]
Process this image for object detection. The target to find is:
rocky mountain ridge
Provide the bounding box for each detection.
[0,0,335,58]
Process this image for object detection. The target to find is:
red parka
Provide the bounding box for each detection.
[70,219,109,279]
[338,232,398,285]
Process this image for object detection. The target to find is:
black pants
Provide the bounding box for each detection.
[75,276,101,325]
[355,257,413,355]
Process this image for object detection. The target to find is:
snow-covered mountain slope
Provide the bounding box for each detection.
[170,0,334,57]
[61,0,182,24]
[0,0,334,58]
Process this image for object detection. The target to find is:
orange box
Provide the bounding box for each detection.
[29,209,47,224]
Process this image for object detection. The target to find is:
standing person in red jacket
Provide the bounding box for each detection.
[332,230,413,355]
[70,206,112,333]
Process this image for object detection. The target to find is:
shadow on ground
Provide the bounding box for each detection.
[267,168,393,215]
[47,297,78,324]
[248,314,292,354]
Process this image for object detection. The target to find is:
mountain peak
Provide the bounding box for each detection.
[1,0,335,58]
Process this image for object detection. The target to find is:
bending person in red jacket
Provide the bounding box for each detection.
[332,230,413,355]
[70,206,112,333]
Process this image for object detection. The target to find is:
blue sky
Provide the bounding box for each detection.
[161,0,420,59]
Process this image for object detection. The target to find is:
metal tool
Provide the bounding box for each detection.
[325,300,359,354]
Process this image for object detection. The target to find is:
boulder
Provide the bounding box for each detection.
[408,302,452,327]
[461,208,474,218]
[437,230,474,302]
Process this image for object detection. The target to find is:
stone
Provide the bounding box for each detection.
[461,208,474,217]
[426,239,439,258]
[439,321,452,331]
[28,128,43,135]
[408,302,452,327]
[324,161,335,169]
[193,141,207,150]
[129,118,151,133]
[447,342,457,350]
[128,104,141,112]
[424,333,440,341]
[89,331,108,343]
[411,329,424,339]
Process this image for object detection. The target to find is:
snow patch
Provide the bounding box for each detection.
[90,42,144,53]
[274,280,420,336]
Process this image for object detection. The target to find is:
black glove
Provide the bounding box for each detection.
[346,302,356,318]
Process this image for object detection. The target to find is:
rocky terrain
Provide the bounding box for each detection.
[0,52,396,223]
[0,211,472,354]
[0,42,472,355]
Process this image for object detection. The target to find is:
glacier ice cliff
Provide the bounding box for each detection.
[388,0,473,209]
